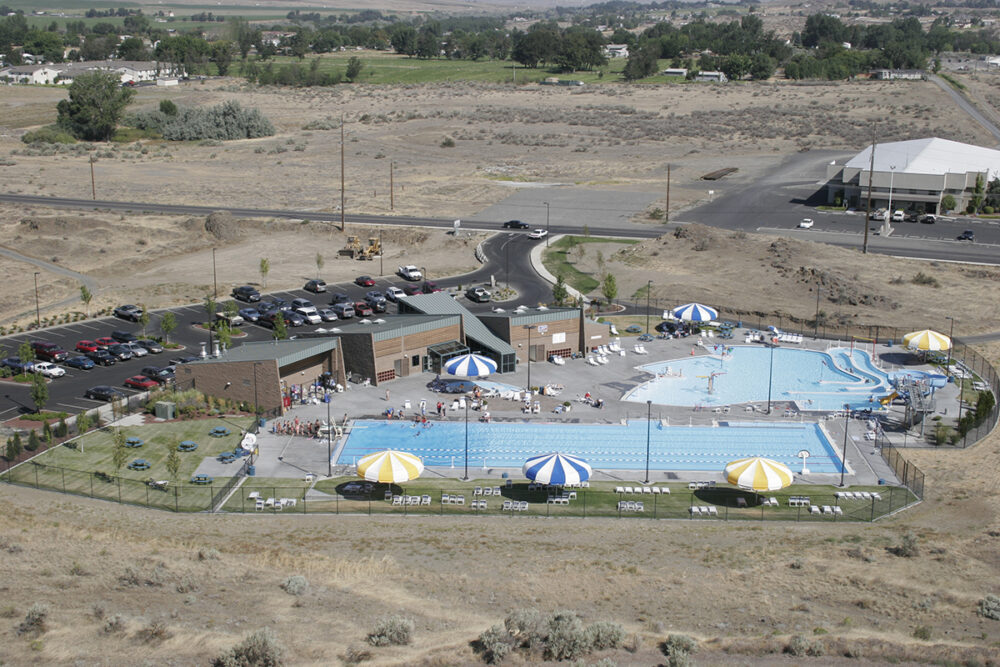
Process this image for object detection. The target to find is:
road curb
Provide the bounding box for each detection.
[528,235,591,304]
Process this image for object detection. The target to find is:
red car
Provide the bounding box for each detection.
[353,301,373,317]
[354,275,376,287]
[76,340,99,353]
[95,337,115,349]
[124,375,159,390]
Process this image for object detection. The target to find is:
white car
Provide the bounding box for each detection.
[797,218,814,229]
[34,362,65,378]
[891,209,905,222]
[397,265,422,281]
[296,306,322,325]
[123,342,149,357]
[528,229,548,239]
[385,286,406,302]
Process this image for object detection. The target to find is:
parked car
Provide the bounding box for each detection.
[421,280,441,294]
[870,208,886,221]
[1,357,34,373]
[304,279,327,293]
[215,310,244,327]
[317,308,338,322]
[332,302,355,319]
[355,275,376,287]
[290,297,314,309]
[353,301,374,317]
[75,340,99,353]
[106,344,133,361]
[169,355,200,365]
[905,212,920,222]
[891,209,905,222]
[140,366,175,384]
[528,229,548,239]
[397,265,422,281]
[232,285,261,302]
[85,349,116,366]
[84,385,126,401]
[384,286,405,302]
[261,298,287,311]
[94,337,115,349]
[33,362,65,378]
[64,355,95,370]
[403,284,422,296]
[125,375,159,390]
[296,306,322,325]
[465,286,492,302]
[957,230,976,241]
[330,292,352,305]
[31,341,68,362]
[364,292,387,312]
[921,214,937,224]
[797,218,814,229]
[502,220,530,229]
[281,310,305,327]
[136,339,163,354]
[238,308,261,323]
[122,342,149,358]
[113,304,144,322]
[111,330,138,344]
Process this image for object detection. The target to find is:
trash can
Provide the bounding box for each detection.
[258,417,266,428]
[877,478,885,485]
[324,393,331,403]
[887,340,893,347]
[247,465,256,477]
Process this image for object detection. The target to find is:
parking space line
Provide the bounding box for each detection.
[75,323,102,331]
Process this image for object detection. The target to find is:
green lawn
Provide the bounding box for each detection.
[4,415,254,511]
[542,235,639,295]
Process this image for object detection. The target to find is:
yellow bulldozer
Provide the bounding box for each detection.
[338,236,381,261]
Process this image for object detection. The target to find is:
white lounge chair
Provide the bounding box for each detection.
[707,506,718,515]
[248,491,261,500]
[651,487,661,495]
[615,486,624,494]
[810,505,821,514]
[403,400,411,410]
[587,356,599,366]
[421,495,431,505]
[533,401,541,414]
[624,486,633,494]
[473,486,482,496]
[833,506,843,515]
[391,495,402,505]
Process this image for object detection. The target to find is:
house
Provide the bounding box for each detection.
[0,65,63,84]
[661,68,688,78]
[870,69,924,81]
[260,31,295,48]
[695,70,728,83]
[604,44,630,58]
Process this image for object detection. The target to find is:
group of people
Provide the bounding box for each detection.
[582,392,605,409]
[270,417,325,438]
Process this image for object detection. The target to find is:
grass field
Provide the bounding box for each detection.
[543,235,639,294]
[3,415,254,511]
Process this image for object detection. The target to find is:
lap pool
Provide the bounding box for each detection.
[338,420,844,473]
[625,345,892,412]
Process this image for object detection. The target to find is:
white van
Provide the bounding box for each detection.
[891,210,905,222]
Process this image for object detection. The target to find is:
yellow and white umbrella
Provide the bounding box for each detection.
[356,450,424,484]
[903,329,951,352]
[724,457,793,492]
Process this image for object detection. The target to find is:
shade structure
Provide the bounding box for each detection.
[522,452,592,486]
[724,457,794,492]
[672,302,718,323]
[445,353,497,378]
[356,450,424,484]
[903,329,951,351]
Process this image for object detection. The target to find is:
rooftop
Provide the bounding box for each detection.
[844,137,1000,178]
[196,337,339,367]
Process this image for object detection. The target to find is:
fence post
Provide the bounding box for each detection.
[582,491,586,518]
[90,472,94,498]
[117,476,121,504]
[62,467,66,493]
[34,464,39,488]
[870,497,875,522]
[174,485,179,512]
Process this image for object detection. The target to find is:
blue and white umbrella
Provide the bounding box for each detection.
[522,452,592,486]
[444,353,497,378]
[672,302,718,323]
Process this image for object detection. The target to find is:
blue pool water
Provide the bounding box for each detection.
[624,346,892,411]
[338,419,844,473]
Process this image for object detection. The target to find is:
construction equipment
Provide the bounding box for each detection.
[360,236,381,261]
[339,235,363,259]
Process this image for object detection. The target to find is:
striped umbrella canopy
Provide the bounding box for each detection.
[522,452,592,486]
[724,457,794,492]
[356,450,424,484]
[672,302,718,323]
[445,353,497,378]
[903,329,951,351]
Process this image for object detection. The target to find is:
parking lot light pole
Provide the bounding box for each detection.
[33,272,40,328]
[326,390,332,477]
[945,316,956,371]
[212,248,218,300]
[645,280,652,334]
[644,400,652,484]
[544,202,550,247]
[524,324,535,394]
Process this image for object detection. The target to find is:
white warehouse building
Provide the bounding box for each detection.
[825,137,1000,214]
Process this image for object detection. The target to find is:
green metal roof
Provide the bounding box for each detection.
[321,314,461,342]
[399,293,515,355]
[195,337,339,368]
[486,307,581,326]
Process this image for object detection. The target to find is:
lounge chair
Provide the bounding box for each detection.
[809,505,821,514]
[248,491,261,500]
[265,497,276,507]
[421,495,431,505]
[255,499,264,511]
[617,500,626,511]
[708,506,718,515]
[651,487,661,495]
[282,498,297,508]
[642,486,652,494]
[473,486,482,495]
[833,506,843,515]
[822,505,833,514]
[502,500,512,511]
[624,486,633,494]
[587,356,599,366]
[450,401,460,411]
[532,401,541,414]
[403,400,411,410]
[636,501,644,512]
[392,495,402,505]
[441,493,451,503]
[597,355,609,364]
[518,501,528,511]
[615,486,624,494]
[455,495,465,505]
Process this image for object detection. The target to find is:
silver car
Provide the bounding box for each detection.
[123,342,149,358]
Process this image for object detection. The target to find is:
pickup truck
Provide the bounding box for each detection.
[216,312,245,327]
[397,265,423,281]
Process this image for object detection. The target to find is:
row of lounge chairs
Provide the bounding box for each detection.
[810,505,844,515]
[441,494,465,505]
[632,345,649,355]
[391,495,432,506]
[473,486,503,496]
[522,401,541,414]
[502,500,529,511]
[760,497,780,507]
[254,497,297,510]
[835,491,881,500]
[470,500,489,509]
[547,496,572,505]
[618,500,644,512]
[615,486,670,495]
[688,481,717,490]
[690,505,718,516]
[788,496,811,506]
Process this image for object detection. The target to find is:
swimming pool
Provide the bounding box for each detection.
[624,346,892,411]
[338,419,844,473]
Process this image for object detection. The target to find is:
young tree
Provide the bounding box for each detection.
[601,273,618,306]
[18,341,34,371]
[76,411,91,436]
[111,428,128,473]
[552,274,569,306]
[6,434,22,461]
[30,373,48,414]
[56,71,135,141]
[138,302,150,337]
[215,324,232,350]
[165,444,181,481]
[345,56,363,82]
[315,252,324,280]
[941,194,956,212]
[259,258,270,288]
[42,420,53,446]
[159,99,178,117]
[272,312,287,340]
[160,311,177,343]
[26,430,40,452]
[204,295,217,326]
[80,285,93,317]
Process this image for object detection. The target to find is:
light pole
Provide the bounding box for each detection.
[766,342,775,414]
[814,287,823,339]
[645,280,652,334]
[505,241,510,289]
[543,201,550,248]
[33,272,40,328]
[252,362,260,418]
[524,324,535,394]
[463,400,469,480]
[840,403,850,487]
[945,316,956,372]
[887,164,896,216]
[326,390,332,477]
[644,400,652,484]
[379,229,383,276]
[212,248,218,300]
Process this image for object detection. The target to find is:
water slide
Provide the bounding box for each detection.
[879,392,899,406]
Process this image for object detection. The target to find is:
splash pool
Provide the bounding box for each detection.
[624,346,892,411]
[338,419,844,473]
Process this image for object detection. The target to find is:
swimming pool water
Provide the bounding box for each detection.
[338,419,844,473]
[625,346,892,411]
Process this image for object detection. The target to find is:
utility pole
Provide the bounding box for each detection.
[863,124,876,254]
[90,158,96,200]
[340,114,346,232]
[212,248,218,300]
[390,161,394,211]
[665,164,671,223]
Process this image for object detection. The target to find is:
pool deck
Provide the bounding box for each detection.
[247,330,953,487]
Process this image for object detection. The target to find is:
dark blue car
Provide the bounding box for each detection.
[1,357,34,373]
[64,356,95,370]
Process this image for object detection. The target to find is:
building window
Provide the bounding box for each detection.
[411,355,420,367]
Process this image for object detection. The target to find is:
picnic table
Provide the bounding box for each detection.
[190,474,213,485]
[125,437,144,448]
[178,440,198,452]
[209,427,231,438]
[218,452,238,464]
[127,459,150,471]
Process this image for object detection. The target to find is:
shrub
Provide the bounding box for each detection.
[26,430,40,452]
[22,125,76,144]
[342,645,373,664]
[280,575,308,596]
[198,548,221,561]
[889,532,920,558]
[477,624,514,664]
[102,614,126,634]
[137,620,172,644]
[367,615,414,647]
[978,594,1000,620]
[441,137,456,147]
[663,633,698,658]
[623,633,642,653]
[17,603,48,636]
[212,628,285,667]
[911,272,939,287]
[543,611,591,661]
[119,564,166,587]
[585,621,625,650]
[129,101,274,141]
[913,625,931,640]
[504,609,545,648]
